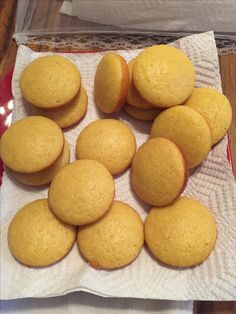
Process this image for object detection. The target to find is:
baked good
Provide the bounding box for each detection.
[77,201,144,269]
[124,103,161,121]
[133,45,195,107]
[76,119,136,175]
[150,106,212,168]
[48,160,115,225]
[145,196,217,267]
[9,140,70,186]
[127,59,155,109]
[19,55,81,108]
[0,116,64,173]
[31,85,88,129]
[94,52,129,113]
[131,137,188,206]
[8,199,76,267]
[184,87,232,144]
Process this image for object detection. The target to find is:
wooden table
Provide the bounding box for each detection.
[0,1,235,313]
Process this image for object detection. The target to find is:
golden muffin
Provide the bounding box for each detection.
[48,160,115,225]
[124,103,161,121]
[9,140,70,186]
[77,201,144,269]
[8,199,76,267]
[131,137,188,206]
[127,59,155,109]
[94,52,129,113]
[133,45,195,107]
[20,55,81,108]
[150,106,212,168]
[184,87,232,144]
[145,196,217,267]
[0,116,64,173]
[31,85,88,129]
[76,119,136,175]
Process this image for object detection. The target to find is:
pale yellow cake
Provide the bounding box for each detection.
[8,199,76,267]
[76,119,136,175]
[31,85,88,128]
[10,140,70,186]
[127,59,155,109]
[0,116,64,173]
[131,137,188,206]
[94,52,129,113]
[133,45,195,107]
[150,106,212,168]
[48,160,115,225]
[145,196,217,267]
[184,87,232,144]
[19,55,81,108]
[77,201,144,269]
[124,103,161,121]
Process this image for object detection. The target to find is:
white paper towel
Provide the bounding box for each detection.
[1,31,236,301]
[60,0,236,33]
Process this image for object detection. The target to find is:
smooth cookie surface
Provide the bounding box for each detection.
[31,85,88,128]
[131,137,188,206]
[77,201,144,269]
[48,160,115,225]
[150,106,212,168]
[8,199,76,267]
[0,116,64,173]
[184,87,232,144]
[145,196,217,267]
[76,119,136,175]
[10,140,70,186]
[133,45,195,107]
[20,55,81,108]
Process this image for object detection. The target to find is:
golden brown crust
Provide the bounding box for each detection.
[115,55,129,112]
[94,52,129,114]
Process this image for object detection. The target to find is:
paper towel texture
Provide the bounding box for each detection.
[1,32,236,301]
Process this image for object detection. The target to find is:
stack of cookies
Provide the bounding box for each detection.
[0,116,69,186]
[93,45,232,268]
[1,44,233,271]
[20,55,88,129]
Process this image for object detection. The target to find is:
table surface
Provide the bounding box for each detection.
[0,1,235,313]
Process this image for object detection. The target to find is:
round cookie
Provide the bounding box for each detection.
[124,103,161,121]
[31,85,88,128]
[94,52,129,113]
[9,140,70,186]
[48,160,115,225]
[150,106,212,168]
[184,87,232,144]
[145,196,217,267]
[76,119,136,175]
[8,199,76,267]
[131,137,188,206]
[77,201,144,269]
[0,116,64,173]
[19,55,81,108]
[127,59,155,109]
[133,45,195,107]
